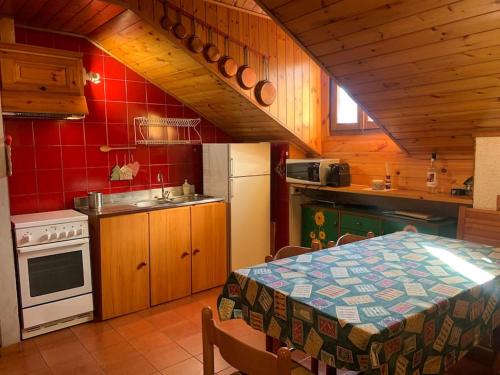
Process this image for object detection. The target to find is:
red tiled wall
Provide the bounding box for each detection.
[5,28,231,215]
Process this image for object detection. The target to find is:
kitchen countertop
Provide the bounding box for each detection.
[75,189,225,218]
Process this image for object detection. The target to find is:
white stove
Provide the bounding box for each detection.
[12,210,94,339]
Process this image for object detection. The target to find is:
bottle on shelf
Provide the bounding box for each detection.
[385,162,392,190]
[183,179,191,195]
[426,152,438,193]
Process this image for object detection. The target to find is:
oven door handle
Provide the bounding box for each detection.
[17,238,89,254]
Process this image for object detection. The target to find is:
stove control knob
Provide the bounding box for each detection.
[40,234,49,241]
[49,232,58,240]
[58,232,67,239]
[76,228,84,236]
[20,234,32,243]
[67,229,76,237]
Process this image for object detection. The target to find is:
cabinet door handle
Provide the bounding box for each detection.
[193,249,200,255]
[137,261,148,269]
[181,252,189,258]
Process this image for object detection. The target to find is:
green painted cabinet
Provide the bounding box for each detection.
[301,204,339,248]
[382,217,457,238]
[340,212,381,236]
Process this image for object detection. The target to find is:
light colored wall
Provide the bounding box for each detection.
[0,108,20,346]
[474,137,500,210]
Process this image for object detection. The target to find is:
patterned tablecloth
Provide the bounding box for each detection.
[217,232,500,375]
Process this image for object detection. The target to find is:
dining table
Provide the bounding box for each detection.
[217,231,500,375]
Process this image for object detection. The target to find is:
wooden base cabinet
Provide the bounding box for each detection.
[99,213,150,320]
[150,207,192,305]
[191,202,228,293]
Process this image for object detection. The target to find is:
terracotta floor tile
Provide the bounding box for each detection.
[145,310,183,330]
[39,339,90,367]
[128,331,173,354]
[49,353,104,375]
[216,366,239,375]
[160,357,203,375]
[142,342,192,371]
[72,321,113,338]
[34,328,78,350]
[196,347,231,373]
[78,329,127,353]
[90,341,137,367]
[162,319,201,342]
[0,339,38,356]
[115,318,156,340]
[176,332,203,356]
[169,301,205,322]
[0,351,49,375]
[101,352,156,375]
[108,312,143,329]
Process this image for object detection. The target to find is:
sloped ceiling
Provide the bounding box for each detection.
[256,0,500,157]
[0,0,321,155]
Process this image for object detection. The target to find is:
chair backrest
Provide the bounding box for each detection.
[265,239,321,262]
[201,307,291,375]
[335,231,375,246]
[457,206,500,246]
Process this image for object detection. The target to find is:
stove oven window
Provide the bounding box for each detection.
[27,251,85,297]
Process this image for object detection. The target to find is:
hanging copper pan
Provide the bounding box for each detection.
[255,56,276,106]
[159,0,173,31]
[219,37,238,78]
[187,18,203,53]
[203,27,220,63]
[236,46,256,90]
[172,10,187,39]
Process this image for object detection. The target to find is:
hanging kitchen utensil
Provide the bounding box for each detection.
[237,46,256,90]
[99,145,136,153]
[110,154,121,181]
[218,36,238,78]
[173,9,187,39]
[127,153,141,177]
[119,154,133,180]
[159,0,173,31]
[187,17,203,53]
[203,27,220,63]
[255,55,276,106]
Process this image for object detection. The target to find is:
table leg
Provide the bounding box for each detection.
[310,358,319,374]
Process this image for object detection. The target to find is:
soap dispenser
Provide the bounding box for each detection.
[182,179,191,195]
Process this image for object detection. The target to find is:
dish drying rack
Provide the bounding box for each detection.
[133,117,202,145]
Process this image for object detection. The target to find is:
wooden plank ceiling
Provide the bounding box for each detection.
[256,0,500,157]
[0,0,321,155]
[0,0,125,35]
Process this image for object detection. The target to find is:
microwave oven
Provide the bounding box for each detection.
[286,158,340,185]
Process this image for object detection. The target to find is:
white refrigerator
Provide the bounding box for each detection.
[203,143,270,270]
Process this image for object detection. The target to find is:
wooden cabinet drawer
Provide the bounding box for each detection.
[382,218,437,236]
[340,212,381,235]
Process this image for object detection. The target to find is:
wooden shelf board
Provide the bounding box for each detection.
[290,184,473,205]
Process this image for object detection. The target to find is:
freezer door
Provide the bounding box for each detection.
[230,175,270,270]
[203,144,230,201]
[229,143,270,177]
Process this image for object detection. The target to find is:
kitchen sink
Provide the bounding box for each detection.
[168,194,212,203]
[134,199,172,208]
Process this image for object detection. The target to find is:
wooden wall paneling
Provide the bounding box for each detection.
[293,44,303,138]
[267,19,278,119]
[248,10,259,101]
[301,50,310,145]
[276,25,286,123]
[284,34,294,133]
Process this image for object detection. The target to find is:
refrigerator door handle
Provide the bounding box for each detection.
[230,179,234,198]
[230,158,234,177]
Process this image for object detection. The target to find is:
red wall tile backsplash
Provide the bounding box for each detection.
[5,28,231,215]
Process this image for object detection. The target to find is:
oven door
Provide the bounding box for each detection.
[17,238,92,308]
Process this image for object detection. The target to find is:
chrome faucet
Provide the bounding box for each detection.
[157,171,170,200]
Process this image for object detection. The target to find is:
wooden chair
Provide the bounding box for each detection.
[332,231,375,247]
[265,239,321,263]
[201,307,312,375]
